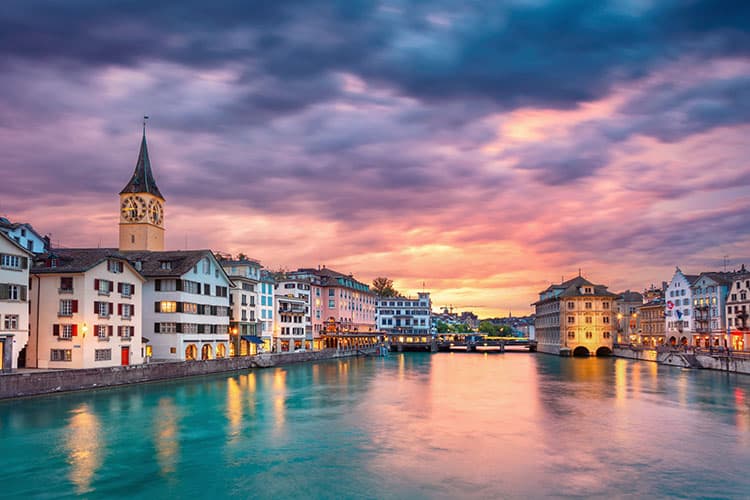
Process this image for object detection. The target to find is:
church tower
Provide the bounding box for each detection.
[119,123,165,251]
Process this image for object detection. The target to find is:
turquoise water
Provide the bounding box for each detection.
[1,353,749,499]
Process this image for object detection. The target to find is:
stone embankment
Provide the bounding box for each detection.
[0,347,377,400]
[614,345,750,374]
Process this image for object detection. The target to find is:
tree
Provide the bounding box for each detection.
[236,252,249,261]
[478,321,500,336]
[436,320,451,334]
[372,277,398,297]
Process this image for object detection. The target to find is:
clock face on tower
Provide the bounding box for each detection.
[148,199,163,225]
[121,196,146,222]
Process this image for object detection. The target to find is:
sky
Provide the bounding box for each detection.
[1,1,749,317]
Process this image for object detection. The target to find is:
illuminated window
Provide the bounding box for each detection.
[160,301,177,313]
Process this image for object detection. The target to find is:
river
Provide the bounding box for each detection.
[1,353,749,499]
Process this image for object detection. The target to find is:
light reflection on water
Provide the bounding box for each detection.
[0,353,748,499]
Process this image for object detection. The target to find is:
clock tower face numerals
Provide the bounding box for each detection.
[121,196,146,222]
[148,199,163,225]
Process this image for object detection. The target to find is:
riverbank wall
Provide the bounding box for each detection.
[0,347,376,400]
[614,345,750,374]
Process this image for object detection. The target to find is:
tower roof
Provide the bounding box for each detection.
[120,128,164,199]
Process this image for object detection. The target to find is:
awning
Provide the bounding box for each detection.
[241,335,264,344]
[142,337,150,343]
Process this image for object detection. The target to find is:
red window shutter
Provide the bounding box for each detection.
[108,325,113,337]
[72,324,78,336]
[118,282,123,293]
[118,304,123,316]
[94,279,100,290]
[130,283,135,296]
[94,301,99,311]
[109,280,114,290]
[108,302,114,315]
[53,324,59,336]
[72,300,78,313]
[117,326,122,337]
[132,304,136,316]
[155,301,160,313]
[155,280,161,291]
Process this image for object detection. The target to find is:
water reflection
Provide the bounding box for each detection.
[226,377,243,441]
[154,397,179,478]
[273,369,286,435]
[64,404,102,494]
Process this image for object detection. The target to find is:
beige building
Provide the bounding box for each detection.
[638,298,665,346]
[0,232,33,371]
[614,290,644,344]
[222,257,263,356]
[29,249,145,368]
[726,269,750,351]
[533,276,617,356]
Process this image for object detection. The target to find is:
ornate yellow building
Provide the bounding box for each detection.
[533,276,617,356]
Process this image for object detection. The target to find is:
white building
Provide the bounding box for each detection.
[274,278,311,352]
[221,257,263,356]
[0,217,48,254]
[0,232,33,371]
[727,267,750,351]
[128,250,232,361]
[29,249,145,369]
[376,292,432,336]
[664,267,698,346]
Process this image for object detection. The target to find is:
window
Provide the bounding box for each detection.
[59,299,75,316]
[585,317,592,324]
[97,301,111,317]
[95,325,108,338]
[328,289,335,297]
[160,323,177,333]
[119,282,132,297]
[96,279,112,295]
[95,349,111,361]
[61,324,74,339]
[8,285,20,300]
[328,299,335,308]
[119,326,133,338]
[567,331,575,339]
[4,314,19,330]
[121,303,133,319]
[603,316,610,324]
[1,254,21,268]
[585,302,592,309]
[567,316,575,324]
[160,261,173,270]
[159,301,177,313]
[60,277,74,292]
[107,260,124,273]
[585,332,593,339]
[51,349,72,362]
[603,332,611,339]
[203,258,210,274]
[567,301,575,309]
[584,287,592,294]
[603,302,610,309]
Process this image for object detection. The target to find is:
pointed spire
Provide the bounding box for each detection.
[120,118,164,199]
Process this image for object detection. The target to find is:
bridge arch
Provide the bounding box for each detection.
[669,336,676,346]
[595,346,613,357]
[573,346,590,357]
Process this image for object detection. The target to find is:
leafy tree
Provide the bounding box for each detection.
[478,321,500,336]
[236,252,249,260]
[436,320,451,334]
[372,277,398,297]
[498,325,514,336]
[454,323,473,333]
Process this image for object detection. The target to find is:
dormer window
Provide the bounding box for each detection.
[160,261,172,270]
[107,260,124,273]
[584,287,592,294]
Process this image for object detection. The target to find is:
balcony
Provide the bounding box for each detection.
[58,288,74,295]
[279,306,306,314]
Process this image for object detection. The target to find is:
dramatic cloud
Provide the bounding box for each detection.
[1,0,749,315]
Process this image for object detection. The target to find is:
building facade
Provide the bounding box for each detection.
[129,250,231,361]
[638,298,665,346]
[376,292,432,336]
[614,290,644,344]
[533,276,616,356]
[664,267,698,346]
[29,249,145,369]
[288,267,377,334]
[0,232,33,371]
[222,257,263,356]
[0,217,48,254]
[726,269,750,351]
[691,272,734,348]
[259,271,275,351]
[274,278,311,352]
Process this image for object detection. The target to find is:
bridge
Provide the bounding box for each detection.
[385,333,537,353]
